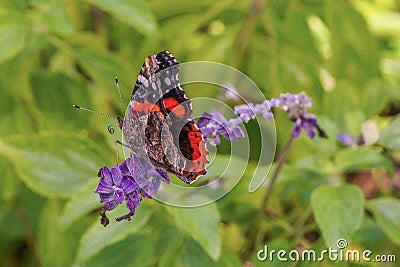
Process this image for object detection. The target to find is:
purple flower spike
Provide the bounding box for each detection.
[234,100,274,123]
[269,92,326,139]
[198,112,245,146]
[270,92,312,120]
[197,92,326,142]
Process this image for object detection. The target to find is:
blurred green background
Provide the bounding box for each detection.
[1,0,400,266]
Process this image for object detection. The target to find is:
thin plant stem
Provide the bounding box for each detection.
[242,134,295,261]
[260,134,295,210]
[291,206,313,244]
[233,0,266,69]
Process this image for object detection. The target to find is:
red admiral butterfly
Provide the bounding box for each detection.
[118,50,208,184]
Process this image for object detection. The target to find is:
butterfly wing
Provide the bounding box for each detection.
[123,50,208,184]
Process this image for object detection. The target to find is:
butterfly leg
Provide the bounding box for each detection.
[100,209,110,227]
[114,140,120,165]
[114,140,135,165]
[115,211,135,222]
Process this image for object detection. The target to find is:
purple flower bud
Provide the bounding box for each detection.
[197,112,213,128]
[291,114,326,139]
[270,92,312,120]
[262,110,273,120]
[234,103,256,123]
[337,133,355,146]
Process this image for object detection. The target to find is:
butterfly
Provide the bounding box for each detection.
[118,50,208,184]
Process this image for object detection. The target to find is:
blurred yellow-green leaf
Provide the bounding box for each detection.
[0,11,30,65]
[367,197,400,246]
[83,0,158,36]
[0,132,109,198]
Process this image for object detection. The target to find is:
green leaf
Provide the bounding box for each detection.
[157,237,216,267]
[344,108,365,137]
[58,179,100,230]
[34,0,75,36]
[74,47,134,99]
[379,114,400,151]
[335,147,391,173]
[83,0,158,35]
[175,237,215,267]
[37,200,91,267]
[30,71,91,131]
[216,252,242,267]
[165,201,221,260]
[0,87,35,136]
[321,81,359,132]
[76,203,152,263]
[280,169,325,208]
[0,11,29,65]
[156,225,185,267]
[0,1,30,12]
[367,197,400,246]
[360,79,390,118]
[0,132,109,198]
[325,0,379,82]
[77,231,156,267]
[311,185,364,247]
[155,225,184,256]
[0,158,20,221]
[353,216,387,244]
[0,184,46,240]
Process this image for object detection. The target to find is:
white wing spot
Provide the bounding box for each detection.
[164,77,171,86]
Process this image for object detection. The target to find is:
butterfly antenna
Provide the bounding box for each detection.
[115,77,125,112]
[72,105,119,119]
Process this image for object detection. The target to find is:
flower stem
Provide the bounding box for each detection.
[233,0,266,69]
[242,134,295,261]
[260,134,294,210]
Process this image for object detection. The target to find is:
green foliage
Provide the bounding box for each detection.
[77,203,153,263]
[311,185,364,248]
[84,0,158,35]
[165,202,221,260]
[0,0,399,266]
[379,114,400,151]
[367,197,400,246]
